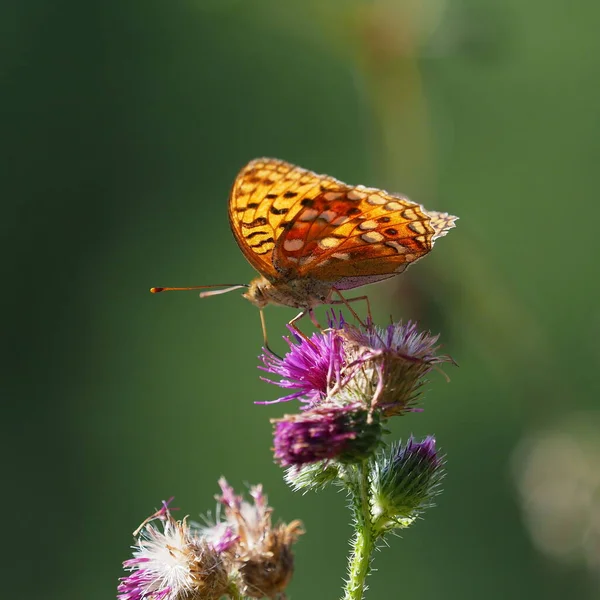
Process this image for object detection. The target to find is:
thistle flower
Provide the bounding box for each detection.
[204,478,305,599]
[342,321,452,417]
[272,403,383,467]
[370,436,445,534]
[258,326,345,405]
[117,501,229,600]
[259,319,451,419]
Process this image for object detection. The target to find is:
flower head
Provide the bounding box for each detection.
[272,403,382,467]
[202,478,304,599]
[259,319,451,418]
[370,436,445,534]
[118,501,229,600]
[342,321,452,417]
[259,327,344,405]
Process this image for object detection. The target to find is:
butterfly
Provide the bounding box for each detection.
[151,158,457,345]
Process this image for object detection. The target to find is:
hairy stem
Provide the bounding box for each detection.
[228,583,243,600]
[342,462,375,600]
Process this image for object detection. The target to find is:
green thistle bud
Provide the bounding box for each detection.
[284,461,340,492]
[370,436,445,535]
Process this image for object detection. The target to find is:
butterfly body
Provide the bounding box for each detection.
[244,274,333,310]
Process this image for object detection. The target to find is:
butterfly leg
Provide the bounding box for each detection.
[288,310,308,339]
[288,310,321,350]
[308,307,322,329]
[330,288,373,328]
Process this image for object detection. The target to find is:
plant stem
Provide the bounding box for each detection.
[228,583,244,600]
[342,462,375,600]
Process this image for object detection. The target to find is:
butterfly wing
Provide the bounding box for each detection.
[228,158,346,279]
[272,181,457,290]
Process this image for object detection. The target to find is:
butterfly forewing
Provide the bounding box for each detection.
[228,158,346,278]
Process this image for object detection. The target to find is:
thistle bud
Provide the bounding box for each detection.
[284,460,340,492]
[370,436,445,534]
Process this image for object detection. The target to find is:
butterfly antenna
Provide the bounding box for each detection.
[150,284,248,298]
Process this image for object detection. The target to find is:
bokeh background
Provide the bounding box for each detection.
[3,0,600,598]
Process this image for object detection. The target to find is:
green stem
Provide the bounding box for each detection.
[342,462,375,600]
[227,582,244,600]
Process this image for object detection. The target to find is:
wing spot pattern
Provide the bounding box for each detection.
[318,210,338,223]
[270,206,289,215]
[323,192,343,201]
[385,201,403,211]
[408,221,427,235]
[242,217,268,228]
[347,190,367,201]
[367,194,387,205]
[250,237,275,249]
[283,239,305,251]
[299,209,319,222]
[246,231,269,240]
[319,237,342,249]
[361,231,384,244]
[358,220,378,231]
[386,241,408,254]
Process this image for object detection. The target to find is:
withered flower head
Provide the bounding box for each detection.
[117,500,229,600]
[211,478,304,599]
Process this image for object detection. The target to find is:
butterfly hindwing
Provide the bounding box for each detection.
[273,185,456,287]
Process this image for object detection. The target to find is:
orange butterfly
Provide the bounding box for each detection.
[152,158,457,345]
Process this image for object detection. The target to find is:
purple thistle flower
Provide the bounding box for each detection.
[344,320,442,360]
[342,321,453,417]
[259,326,345,405]
[272,403,382,466]
[371,436,445,533]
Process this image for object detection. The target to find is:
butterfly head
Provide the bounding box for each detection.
[243,276,274,309]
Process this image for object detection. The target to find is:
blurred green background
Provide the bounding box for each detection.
[4,0,600,598]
